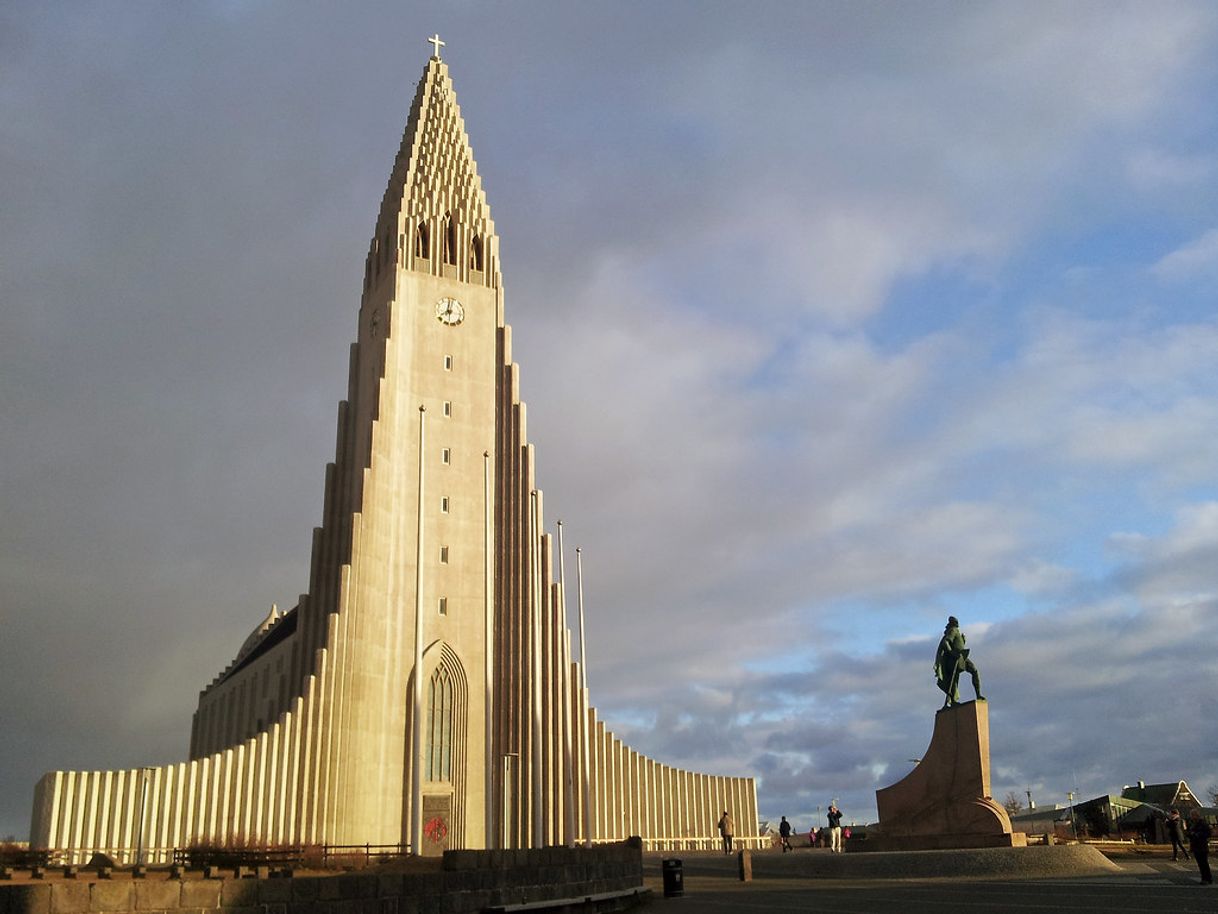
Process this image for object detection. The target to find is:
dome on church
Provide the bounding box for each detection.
[235,603,280,662]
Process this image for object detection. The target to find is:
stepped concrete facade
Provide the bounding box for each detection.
[30,47,758,862]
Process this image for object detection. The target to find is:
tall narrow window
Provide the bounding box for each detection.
[441,447,451,465]
[440,496,450,513]
[469,234,483,271]
[442,214,457,266]
[443,355,453,371]
[440,546,449,564]
[415,222,430,259]
[426,662,454,781]
[442,400,452,417]
[438,596,448,616]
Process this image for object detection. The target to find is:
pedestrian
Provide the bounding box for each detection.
[778,815,792,852]
[717,810,734,855]
[1167,808,1191,862]
[1188,810,1212,885]
[827,804,843,854]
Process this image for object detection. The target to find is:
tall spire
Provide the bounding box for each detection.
[371,52,499,289]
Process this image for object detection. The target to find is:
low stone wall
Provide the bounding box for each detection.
[0,840,645,914]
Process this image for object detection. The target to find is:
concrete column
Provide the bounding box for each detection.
[82,772,99,855]
[285,698,303,842]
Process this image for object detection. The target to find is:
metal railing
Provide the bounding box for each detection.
[21,836,778,868]
[2,847,153,868]
[590,836,769,852]
[13,843,413,869]
[174,843,412,869]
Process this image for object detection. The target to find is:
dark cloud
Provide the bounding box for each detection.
[3,2,1218,839]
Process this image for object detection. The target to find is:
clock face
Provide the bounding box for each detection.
[435,297,465,325]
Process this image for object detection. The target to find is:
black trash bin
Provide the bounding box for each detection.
[661,858,683,897]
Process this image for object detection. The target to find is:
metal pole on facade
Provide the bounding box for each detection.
[484,451,495,848]
[411,405,427,855]
[503,753,518,849]
[529,491,544,845]
[576,547,593,847]
[556,522,575,847]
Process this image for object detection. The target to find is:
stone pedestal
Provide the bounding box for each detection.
[870,701,1025,851]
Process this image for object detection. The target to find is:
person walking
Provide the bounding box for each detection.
[778,816,792,852]
[827,804,843,853]
[1188,810,1212,885]
[1167,808,1191,862]
[717,810,734,855]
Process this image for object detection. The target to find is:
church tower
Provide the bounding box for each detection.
[189,45,503,851]
[30,42,759,859]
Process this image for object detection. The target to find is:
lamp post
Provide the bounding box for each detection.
[1067,791,1077,841]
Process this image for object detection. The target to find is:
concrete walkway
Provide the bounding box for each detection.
[642,849,1218,912]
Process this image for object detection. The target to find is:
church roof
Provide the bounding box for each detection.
[1119,781,1199,808]
[217,606,298,686]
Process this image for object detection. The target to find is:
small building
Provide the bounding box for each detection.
[1008,804,1066,838]
[1119,780,1201,811]
[1066,795,1144,839]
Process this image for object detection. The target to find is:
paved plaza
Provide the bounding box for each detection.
[641,849,1218,913]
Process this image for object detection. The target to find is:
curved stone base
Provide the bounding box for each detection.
[862,831,1026,852]
[874,700,1020,849]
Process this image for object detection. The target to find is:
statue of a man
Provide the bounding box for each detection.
[934,616,984,708]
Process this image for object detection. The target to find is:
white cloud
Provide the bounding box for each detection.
[622,503,1218,826]
[1110,501,1218,604]
[642,3,1218,326]
[1008,560,1077,597]
[6,1,1218,839]
[1152,227,1218,281]
[1126,148,1216,190]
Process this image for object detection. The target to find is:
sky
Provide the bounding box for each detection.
[2,1,1217,839]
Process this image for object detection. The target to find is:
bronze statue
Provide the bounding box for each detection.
[934,616,984,708]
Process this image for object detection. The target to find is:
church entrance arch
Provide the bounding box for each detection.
[415,641,468,854]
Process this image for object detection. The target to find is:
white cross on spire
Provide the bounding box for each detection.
[428,34,445,59]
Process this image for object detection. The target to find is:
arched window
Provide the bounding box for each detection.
[426,662,454,782]
[468,234,483,272]
[442,214,458,266]
[415,222,430,259]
